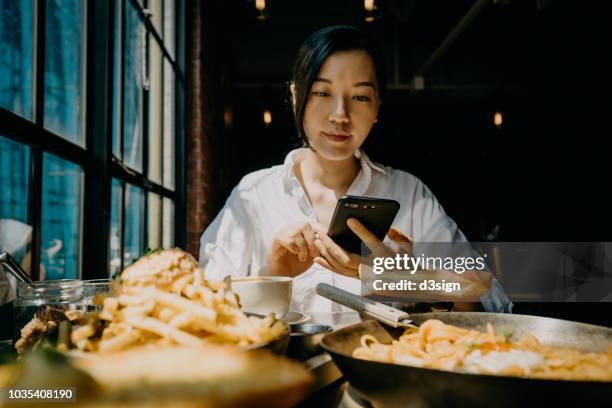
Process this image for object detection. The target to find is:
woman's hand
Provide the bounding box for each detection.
[343,220,487,287]
[267,222,320,277]
[311,225,362,277]
[345,218,491,287]
[311,218,413,278]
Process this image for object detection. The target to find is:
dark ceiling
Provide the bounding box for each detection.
[211,0,610,103]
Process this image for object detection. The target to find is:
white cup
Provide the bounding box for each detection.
[230,276,292,319]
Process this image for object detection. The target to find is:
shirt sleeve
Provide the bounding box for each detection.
[199,186,253,281]
[410,178,513,313]
[409,179,466,243]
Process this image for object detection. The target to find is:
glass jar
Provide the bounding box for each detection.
[12,279,84,342]
[82,279,113,311]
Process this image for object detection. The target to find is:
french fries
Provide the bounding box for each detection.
[71,249,286,352]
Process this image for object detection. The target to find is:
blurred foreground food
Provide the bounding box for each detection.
[16,249,286,353]
[1,346,313,407]
[4,249,313,407]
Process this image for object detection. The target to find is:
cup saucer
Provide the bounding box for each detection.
[282,311,311,325]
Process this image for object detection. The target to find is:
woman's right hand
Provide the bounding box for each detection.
[266,222,320,277]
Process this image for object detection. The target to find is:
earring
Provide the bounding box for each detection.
[374,118,378,123]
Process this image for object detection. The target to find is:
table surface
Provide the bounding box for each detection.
[296,312,362,406]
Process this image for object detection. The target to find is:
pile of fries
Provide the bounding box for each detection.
[71,249,286,352]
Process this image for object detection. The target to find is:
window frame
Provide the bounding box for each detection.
[0,0,186,280]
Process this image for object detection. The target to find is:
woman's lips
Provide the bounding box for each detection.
[322,131,351,142]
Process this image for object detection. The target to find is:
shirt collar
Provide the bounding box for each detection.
[354,149,388,175]
[282,148,387,199]
[283,148,386,175]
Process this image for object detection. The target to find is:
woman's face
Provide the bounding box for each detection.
[299,50,381,162]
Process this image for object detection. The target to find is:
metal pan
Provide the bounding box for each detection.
[321,312,612,408]
[287,323,332,360]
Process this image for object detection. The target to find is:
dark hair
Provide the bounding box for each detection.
[290,25,386,146]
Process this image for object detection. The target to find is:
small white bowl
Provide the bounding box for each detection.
[230,276,292,319]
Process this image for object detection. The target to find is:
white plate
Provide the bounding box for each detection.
[282,311,311,325]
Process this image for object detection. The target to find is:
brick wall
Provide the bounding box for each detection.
[185,0,225,259]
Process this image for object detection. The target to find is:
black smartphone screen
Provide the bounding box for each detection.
[327,195,400,254]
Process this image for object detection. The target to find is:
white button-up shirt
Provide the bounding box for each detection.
[199,148,512,313]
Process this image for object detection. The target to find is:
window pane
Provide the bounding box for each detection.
[163,59,175,190]
[109,179,122,276]
[41,153,83,280]
[123,184,143,266]
[111,0,122,158]
[147,192,161,250]
[162,197,174,248]
[0,0,34,120]
[44,0,86,146]
[163,0,174,59]
[150,0,163,37]
[0,136,32,275]
[123,1,144,172]
[148,38,163,184]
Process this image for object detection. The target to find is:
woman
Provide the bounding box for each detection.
[199,26,512,313]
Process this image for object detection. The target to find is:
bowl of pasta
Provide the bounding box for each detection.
[321,312,612,408]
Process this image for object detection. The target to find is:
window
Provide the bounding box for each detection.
[162,197,175,248]
[147,192,162,249]
[0,137,30,225]
[0,0,34,120]
[121,1,143,172]
[123,183,143,266]
[109,179,122,276]
[0,0,185,281]
[149,40,163,184]
[43,0,86,146]
[0,136,31,273]
[110,0,184,273]
[40,154,84,280]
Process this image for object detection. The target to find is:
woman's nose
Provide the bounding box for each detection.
[329,97,349,124]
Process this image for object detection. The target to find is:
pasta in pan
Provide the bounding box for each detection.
[353,319,612,381]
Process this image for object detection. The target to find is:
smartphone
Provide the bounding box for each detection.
[327,195,400,254]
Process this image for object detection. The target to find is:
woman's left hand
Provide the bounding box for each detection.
[311,218,412,277]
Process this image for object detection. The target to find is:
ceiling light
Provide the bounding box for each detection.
[494,112,503,128]
[255,0,266,20]
[263,110,272,126]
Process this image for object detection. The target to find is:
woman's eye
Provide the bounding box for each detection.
[353,95,371,102]
[311,91,328,97]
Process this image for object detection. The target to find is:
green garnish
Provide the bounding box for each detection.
[144,247,162,257]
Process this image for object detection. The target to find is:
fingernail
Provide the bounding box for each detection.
[347,218,356,227]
